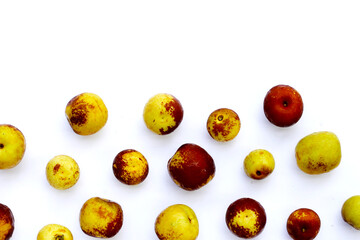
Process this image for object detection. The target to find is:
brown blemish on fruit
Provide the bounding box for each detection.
[54,234,64,240]
[68,97,90,126]
[0,143,4,149]
[305,158,329,173]
[159,97,184,135]
[53,164,61,174]
[211,117,231,137]
[251,167,272,180]
[104,207,123,238]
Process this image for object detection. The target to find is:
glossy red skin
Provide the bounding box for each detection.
[263,85,303,127]
[225,198,266,238]
[0,203,15,240]
[167,143,215,191]
[287,208,321,240]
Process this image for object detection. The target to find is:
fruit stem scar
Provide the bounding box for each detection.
[55,235,64,240]
[283,101,288,107]
[218,115,224,121]
[0,143,4,149]
[256,171,261,176]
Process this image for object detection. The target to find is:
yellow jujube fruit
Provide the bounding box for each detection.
[37,224,73,240]
[155,204,199,240]
[65,92,108,135]
[46,155,80,190]
[295,131,341,174]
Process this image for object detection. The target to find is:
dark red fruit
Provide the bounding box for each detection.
[287,208,321,240]
[263,84,303,127]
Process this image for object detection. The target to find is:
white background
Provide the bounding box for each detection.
[1,0,360,239]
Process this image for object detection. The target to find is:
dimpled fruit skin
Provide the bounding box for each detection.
[79,197,123,238]
[65,92,108,135]
[295,131,341,174]
[46,155,80,190]
[112,149,149,185]
[0,203,14,240]
[287,208,321,240]
[168,143,215,191]
[243,149,275,180]
[225,198,266,239]
[342,195,360,230]
[143,93,183,135]
[206,108,241,142]
[0,124,26,169]
[37,224,73,240]
[155,204,199,240]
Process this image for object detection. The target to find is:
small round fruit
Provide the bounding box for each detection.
[46,155,80,190]
[155,204,199,240]
[0,124,26,169]
[37,224,73,240]
[0,203,14,240]
[287,208,321,240]
[341,195,360,230]
[143,93,184,135]
[79,197,123,238]
[263,84,303,127]
[168,143,215,191]
[206,108,241,142]
[243,149,275,180]
[65,92,108,135]
[112,149,149,185]
[225,198,266,238]
[295,131,341,174]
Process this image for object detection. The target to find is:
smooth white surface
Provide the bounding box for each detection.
[1,1,360,239]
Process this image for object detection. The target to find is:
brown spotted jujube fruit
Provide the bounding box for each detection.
[143,93,183,135]
[79,197,123,238]
[207,108,241,142]
[226,198,267,239]
[112,149,149,185]
[65,92,108,135]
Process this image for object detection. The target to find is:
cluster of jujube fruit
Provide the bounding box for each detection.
[0,85,358,240]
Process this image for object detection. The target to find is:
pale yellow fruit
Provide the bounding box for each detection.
[65,92,108,135]
[37,224,73,240]
[155,204,199,240]
[0,124,26,169]
[243,149,275,180]
[295,131,341,174]
[143,93,184,135]
[206,108,241,142]
[46,155,80,190]
[342,195,360,230]
[80,197,123,238]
